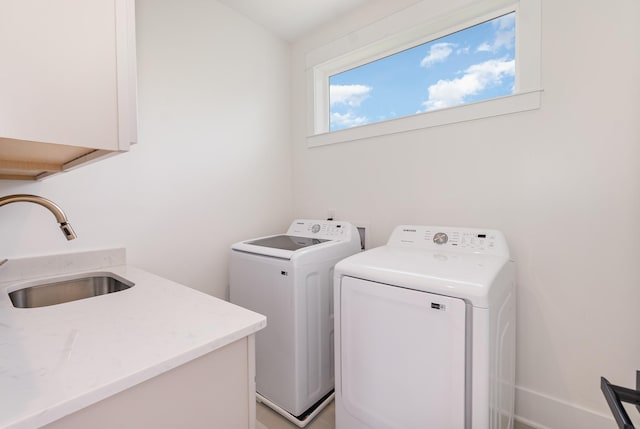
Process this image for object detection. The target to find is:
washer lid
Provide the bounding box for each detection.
[245,235,329,251]
[232,235,326,260]
[231,219,361,260]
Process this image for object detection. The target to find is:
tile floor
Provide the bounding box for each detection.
[256,400,534,429]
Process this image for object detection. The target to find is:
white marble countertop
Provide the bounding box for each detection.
[0,249,266,429]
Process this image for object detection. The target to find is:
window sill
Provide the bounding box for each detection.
[307,89,542,148]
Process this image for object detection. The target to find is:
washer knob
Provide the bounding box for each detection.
[311,224,321,233]
[433,232,448,245]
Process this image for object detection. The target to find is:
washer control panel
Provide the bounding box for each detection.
[388,225,508,255]
[287,219,355,241]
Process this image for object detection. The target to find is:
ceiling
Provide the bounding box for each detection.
[217,0,374,42]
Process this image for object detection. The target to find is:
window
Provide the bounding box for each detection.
[307,0,541,147]
[329,13,516,132]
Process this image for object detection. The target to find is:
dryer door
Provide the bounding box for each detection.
[340,276,467,429]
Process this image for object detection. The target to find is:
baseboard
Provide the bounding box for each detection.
[515,385,617,429]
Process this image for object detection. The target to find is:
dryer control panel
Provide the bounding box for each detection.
[287,219,357,241]
[388,225,509,255]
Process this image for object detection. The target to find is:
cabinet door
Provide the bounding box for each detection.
[0,0,136,151]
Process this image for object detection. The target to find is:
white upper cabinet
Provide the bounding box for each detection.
[0,0,137,180]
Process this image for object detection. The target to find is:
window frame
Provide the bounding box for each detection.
[306,0,541,147]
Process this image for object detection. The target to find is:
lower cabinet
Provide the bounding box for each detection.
[42,336,257,429]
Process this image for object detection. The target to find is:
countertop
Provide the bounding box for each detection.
[0,249,266,429]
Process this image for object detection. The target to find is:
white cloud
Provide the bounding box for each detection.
[420,42,456,68]
[421,58,515,111]
[493,28,515,51]
[476,13,515,52]
[476,42,492,52]
[330,111,369,129]
[330,84,372,107]
[495,13,516,31]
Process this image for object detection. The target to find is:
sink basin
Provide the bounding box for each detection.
[8,273,134,308]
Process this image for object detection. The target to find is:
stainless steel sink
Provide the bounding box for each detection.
[8,273,134,308]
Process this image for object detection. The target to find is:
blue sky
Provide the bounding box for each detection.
[329,13,516,131]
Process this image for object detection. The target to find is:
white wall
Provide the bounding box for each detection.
[291,0,640,428]
[0,0,293,299]
[2,0,638,426]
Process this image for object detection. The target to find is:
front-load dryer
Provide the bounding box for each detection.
[230,219,361,427]
[334,225,516,429]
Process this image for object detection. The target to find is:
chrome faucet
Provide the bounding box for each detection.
[0,194,77,241]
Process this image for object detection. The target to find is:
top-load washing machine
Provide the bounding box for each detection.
[334,225,516,429]
[230,219,361,427]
